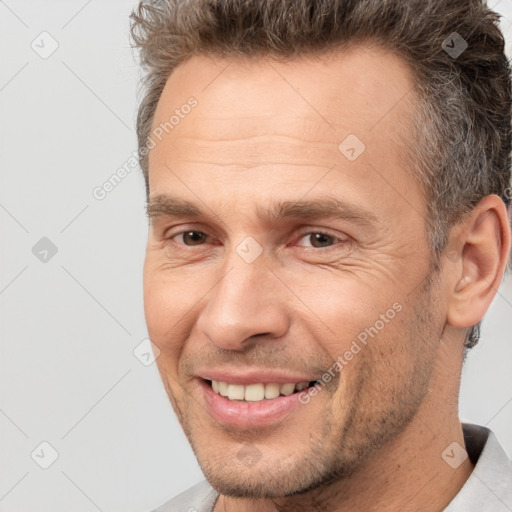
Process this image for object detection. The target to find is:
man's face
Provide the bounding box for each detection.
[143,45,447,497]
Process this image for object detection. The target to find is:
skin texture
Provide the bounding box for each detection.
[143,44,511,511]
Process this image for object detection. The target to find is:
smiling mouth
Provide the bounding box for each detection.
[206,379,319,402]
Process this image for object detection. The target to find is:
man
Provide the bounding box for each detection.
[130,0,512,510]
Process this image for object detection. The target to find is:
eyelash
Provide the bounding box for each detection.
[165,229,346,250]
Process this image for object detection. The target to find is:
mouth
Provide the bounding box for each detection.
[198,378,320,428]
[206,379,320,402]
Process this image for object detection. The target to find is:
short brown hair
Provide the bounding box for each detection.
[130,0,512,350]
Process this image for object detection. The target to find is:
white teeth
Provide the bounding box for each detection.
[227,384,245,401]
[244,384,265,401]
[218,381,229,397]
[210,380,311,401]
[264,383,280,399]
[280,383,295,396]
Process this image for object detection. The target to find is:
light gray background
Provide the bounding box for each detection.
[0,1,511,511]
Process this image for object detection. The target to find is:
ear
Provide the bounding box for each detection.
[445,195,511,330]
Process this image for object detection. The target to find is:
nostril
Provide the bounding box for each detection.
[249,332,271,339]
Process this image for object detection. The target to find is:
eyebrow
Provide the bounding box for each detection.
[146,193,379,228]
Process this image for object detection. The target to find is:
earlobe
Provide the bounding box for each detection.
[445,195,511,330]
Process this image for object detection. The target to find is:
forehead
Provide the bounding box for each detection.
[147,44,423,220]
[152,43,415,134]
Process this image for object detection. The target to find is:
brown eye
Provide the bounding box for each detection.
[174,231,208,245]
[297,232,338,248]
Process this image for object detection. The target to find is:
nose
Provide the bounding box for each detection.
[195,251,290,351]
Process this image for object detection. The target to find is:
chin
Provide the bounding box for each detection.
[192,438,363,500]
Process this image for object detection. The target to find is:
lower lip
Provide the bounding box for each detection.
[199,379,309,429]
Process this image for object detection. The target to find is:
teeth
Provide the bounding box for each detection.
[280,383,295,396]
[245,384,265,401]
[210,380,310,402]
[227,384,245,401]
[218,381,229,397]
[264,383,280,399]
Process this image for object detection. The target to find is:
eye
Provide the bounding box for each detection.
[296,232,341,248]
[171,230,209,246]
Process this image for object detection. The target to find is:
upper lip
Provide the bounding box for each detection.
[196,367,318,386]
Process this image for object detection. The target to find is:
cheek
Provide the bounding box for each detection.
[143,270,196,351]
[289,271,400,358]
[144,281,190,388]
